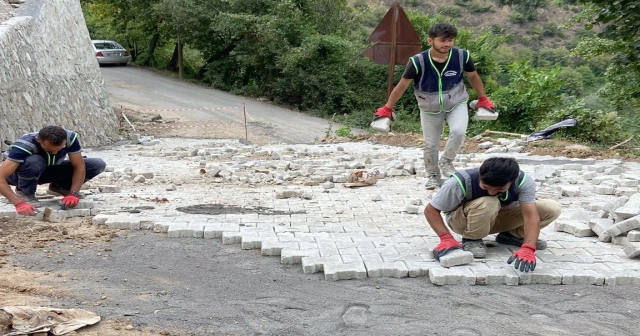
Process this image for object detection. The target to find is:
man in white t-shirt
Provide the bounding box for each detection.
[424,157,561,272]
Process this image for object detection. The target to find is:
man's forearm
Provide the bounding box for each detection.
[424,204,449,235]
[70,168,85,193]
[467,73,487,97]
[0,181,21,205]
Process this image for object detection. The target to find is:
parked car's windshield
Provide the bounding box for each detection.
[94,42,123,50]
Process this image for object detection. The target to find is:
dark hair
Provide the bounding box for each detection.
[38,126,67,146]
[479,157,520,187]
[428,23,457,39]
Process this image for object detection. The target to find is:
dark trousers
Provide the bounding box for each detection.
[6,156,106,195]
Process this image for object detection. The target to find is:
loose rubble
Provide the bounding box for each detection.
[2,135,640,286]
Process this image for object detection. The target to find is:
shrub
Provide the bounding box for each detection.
[541,99,626,144]
[439,6,461,18]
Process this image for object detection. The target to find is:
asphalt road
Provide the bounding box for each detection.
[13,232,640,336]
[100,65,333,144]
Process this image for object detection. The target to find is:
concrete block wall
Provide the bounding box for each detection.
[0,0,118,147]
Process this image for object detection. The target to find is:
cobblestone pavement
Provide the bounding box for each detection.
[3,137,640,286]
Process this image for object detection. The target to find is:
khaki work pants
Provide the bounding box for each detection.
[449,197,561,240]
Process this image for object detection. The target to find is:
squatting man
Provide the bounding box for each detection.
[424,157,561,272]
[0,126,106,216]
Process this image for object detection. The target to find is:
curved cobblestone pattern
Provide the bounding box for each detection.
[0,0,118,147]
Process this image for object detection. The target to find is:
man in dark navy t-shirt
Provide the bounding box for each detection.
[0,126,106,216]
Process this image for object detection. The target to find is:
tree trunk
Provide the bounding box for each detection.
[168,42,179,70]
[142,33,161,66]
[178,40,184,80]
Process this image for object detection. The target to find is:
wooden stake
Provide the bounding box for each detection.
[484,130,525,137]
[608,135,634,150]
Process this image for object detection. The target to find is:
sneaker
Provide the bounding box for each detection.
[47,184,85,198]
[15,189,41,206]
[461,239,487,258]
[495,231,547,250]
[439,159,457,178]
[424,174,441,190]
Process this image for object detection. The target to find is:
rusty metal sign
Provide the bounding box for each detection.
[362,2,422,97]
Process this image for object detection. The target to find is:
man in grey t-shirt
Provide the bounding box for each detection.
[424,157,561,272]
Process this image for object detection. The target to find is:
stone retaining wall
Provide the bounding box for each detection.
[0,0,118,148]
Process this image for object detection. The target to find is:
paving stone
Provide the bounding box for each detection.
[599,271,640,285]
[623,242,640,258]
[98,185,121,193]
[203,224,240,239]
[604,215,640,238]
[472,267,520,285]
[104,217,141,230]
[628,230,640,242]
[301,255,343,274]
[438,249,474,268]
[557,270,605,285]
[324,262,367,281]
[588,218,615,242]
[261,241,299,256]
[91,213,112,225]
[404,261,440,277]
[168,223,205,238]
[611,235,629,246]
[280,248,320,264]
[518,269,562,285]
[221,231,244,244]
[614,193,640,219]
[428,267,476,285]
[364,261,409,278]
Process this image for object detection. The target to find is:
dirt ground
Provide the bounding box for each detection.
[2,114,637,335]
[0,218,180,335]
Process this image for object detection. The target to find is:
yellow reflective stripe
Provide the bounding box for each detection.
[451,174,466,198]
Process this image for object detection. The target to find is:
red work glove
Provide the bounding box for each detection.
[15,201,36,216]
[475,96,495,112]
[374,106,394,121]
[61,193,80,208]
[507,243,537,272]
[432,232,462,261]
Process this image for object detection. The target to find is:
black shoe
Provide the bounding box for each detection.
[461,238,487,258]
[47,184,85,198]
[495,232,547,250]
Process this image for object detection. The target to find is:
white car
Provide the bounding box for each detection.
[91,40,130,66]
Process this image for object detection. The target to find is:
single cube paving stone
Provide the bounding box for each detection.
[428,267,476,286]
[628,230,640,242]
[438,249,474,268]
[241,236,264,250]
[323,262,367,281]
[222,231,244,244]
[588,218,615,242]
[614,194,640,219]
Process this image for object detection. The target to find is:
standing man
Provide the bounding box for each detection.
[0,126,106,216]
[425,157,561,272]
[374,23,495,189]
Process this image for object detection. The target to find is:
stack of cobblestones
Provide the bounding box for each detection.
[2,137,640,285]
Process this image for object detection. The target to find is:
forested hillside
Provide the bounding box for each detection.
[81,0,640,149]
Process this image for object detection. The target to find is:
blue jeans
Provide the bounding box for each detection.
[6,155,106,195]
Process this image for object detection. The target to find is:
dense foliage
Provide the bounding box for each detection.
[81,0,638,145]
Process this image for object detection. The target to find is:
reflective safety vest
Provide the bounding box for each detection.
[410,48,470,113]
[451,168,529,206]
[7,130,79,165]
